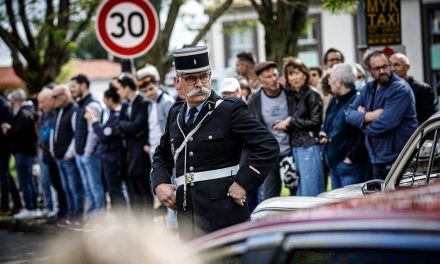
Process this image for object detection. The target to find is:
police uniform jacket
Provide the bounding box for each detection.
[151,91,279,237]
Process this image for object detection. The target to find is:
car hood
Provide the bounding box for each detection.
[317,183,364,199]
[251,196,339,220]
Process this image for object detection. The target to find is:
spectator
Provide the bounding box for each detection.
[390,52,438,124]
[346,50,418,180]
[114,73,153,212]
[323,48,345,70]
[239,79,252,101]
[309,66,323,88]
[320,64,364,189]
[354,64,367,91]
[85,83,127,209]
[0,94,22,216]
[137,64,175,158]
[37,87,67,219]
[274,57,325,196]
[248,61,292,199]
[70,74,104,218]
[51,85,84,226]
[220,78,242,99]
[236,51,260,93]
[1,89,40,219]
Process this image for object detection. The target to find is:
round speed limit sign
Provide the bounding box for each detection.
[96,0,159,58]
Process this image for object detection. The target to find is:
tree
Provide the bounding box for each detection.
[0,0,101,95]
[74,25,107,60]
[249,0,357,67]
[138,0,233,82]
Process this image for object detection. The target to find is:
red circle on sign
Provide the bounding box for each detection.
[96,0,158,58]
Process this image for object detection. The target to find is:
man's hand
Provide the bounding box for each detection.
[84,107,97,124]
[273,117,291,132]
[364,108,384,123]
[155,183,176,210]
[1,123,11,135]
[319,131,328,144]
[357,106,366,113]
[143,145,151,153]
[228,182,247,207]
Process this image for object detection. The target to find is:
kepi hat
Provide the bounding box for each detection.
[173,46,210,74]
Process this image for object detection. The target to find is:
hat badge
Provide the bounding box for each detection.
[194,59,197,65]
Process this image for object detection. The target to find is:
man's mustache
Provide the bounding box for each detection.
[186,86,210,97]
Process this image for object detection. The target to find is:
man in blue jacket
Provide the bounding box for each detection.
[346,50,418,180]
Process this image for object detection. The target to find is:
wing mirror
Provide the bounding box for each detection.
[361,179,384,195]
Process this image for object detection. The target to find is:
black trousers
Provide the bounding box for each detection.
[47,159,67,218]
[0,152,22,211]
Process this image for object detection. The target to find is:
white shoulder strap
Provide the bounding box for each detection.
[174,99,224,162]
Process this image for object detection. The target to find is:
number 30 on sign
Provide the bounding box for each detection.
[96,0,159,58]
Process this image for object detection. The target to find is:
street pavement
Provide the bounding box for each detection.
[0,230,57,263]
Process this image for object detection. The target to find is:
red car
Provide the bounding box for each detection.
[193,183,440,264]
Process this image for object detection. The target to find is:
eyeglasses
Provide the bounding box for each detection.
[371,64,390,72]
[179,72,211,86]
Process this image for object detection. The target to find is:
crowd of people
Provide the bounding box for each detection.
[0,45,438,238]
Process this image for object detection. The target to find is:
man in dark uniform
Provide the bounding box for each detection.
[151,46,279,239]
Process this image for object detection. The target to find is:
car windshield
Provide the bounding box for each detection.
[399,129,440,188]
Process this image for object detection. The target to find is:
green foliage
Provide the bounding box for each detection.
[322,0,358,14]
[55,60,75,84]
[74,27,107,60]
[223,20,257,35]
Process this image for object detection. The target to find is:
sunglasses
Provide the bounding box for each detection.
[137,76,154,88]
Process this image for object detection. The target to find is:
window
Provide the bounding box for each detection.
[398,129,440,188]
[298,14,322,67]
[223,20,259,69]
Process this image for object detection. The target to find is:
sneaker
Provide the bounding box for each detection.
[13,209,35,220]
[47,210,58,218]
[33,209,43,218]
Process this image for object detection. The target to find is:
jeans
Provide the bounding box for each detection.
[76,154,105,215]
[38,153,53,211]
[292,145,325,196]
[101,160,126,208]
[56,159,84,219]
[329,161,363,190]
[14,154,38,210]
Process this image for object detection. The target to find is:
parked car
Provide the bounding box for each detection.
[252,113,440,220]
[320,112,440,198]
[251,196,339,220]
[193,183,440,264]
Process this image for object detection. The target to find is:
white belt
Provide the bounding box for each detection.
[176,165,240,187]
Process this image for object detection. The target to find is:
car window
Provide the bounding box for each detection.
[399,129,440,188]
[286,249,440,264]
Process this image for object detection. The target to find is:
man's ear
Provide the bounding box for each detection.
[174,76,181,91]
